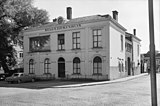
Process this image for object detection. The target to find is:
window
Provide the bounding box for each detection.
[29,59,34,74]
[72,32,80,49]
[125,43,132,53]
[19,52,23,58]
[58,34,65,50]
[44,58,50,73]
[118,62,121,72]
[93,29,102,48]
[118,61,124,72]
[93,56,102,75]
[30,35,50,52]
[121,35,123,51]
[73,57,81,74]
[137,45,140,56]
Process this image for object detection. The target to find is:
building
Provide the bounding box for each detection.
[141,51,160,73]
[13,45,23,71]
[125,30,141,76]
[22,7,141,80]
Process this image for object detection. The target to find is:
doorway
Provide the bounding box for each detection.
[128,57,131,75]
[58,57,65,78]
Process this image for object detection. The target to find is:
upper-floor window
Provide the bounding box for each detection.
[19,52,23,58]
[93,29,102,48]
[58,34,65,50]
[125,43,132,53]
[121,35,123,51]
[72,32,80,49]
[29,59,34,74]
[137,45,140,56]
[44,58,50,73]
[73,57,81,74]
[30,35,50,52]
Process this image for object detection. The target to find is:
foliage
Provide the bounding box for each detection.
[0,0,49,73]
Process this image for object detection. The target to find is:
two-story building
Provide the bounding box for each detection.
[22,7,140,80]
[125,30,141,76]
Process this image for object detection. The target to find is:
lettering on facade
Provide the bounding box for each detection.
[45,24,82,31]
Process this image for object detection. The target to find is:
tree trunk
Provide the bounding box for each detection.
[0,58,9,73]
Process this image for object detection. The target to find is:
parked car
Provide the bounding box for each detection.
[0,73,10,81]
[5,73,36,83]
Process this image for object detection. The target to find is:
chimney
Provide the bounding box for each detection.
[133,29,136,35]
[112,10,118,21]
[67,7,72,20]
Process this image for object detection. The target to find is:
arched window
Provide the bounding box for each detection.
[93,56,102,75]
[29,59,34,74]
[44,58,50,73]
[73,57,80,74]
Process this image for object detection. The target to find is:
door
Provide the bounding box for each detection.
[128,57,131,75]
[58,57,65,78]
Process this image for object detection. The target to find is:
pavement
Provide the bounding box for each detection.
[0,73,148,89]
[54,73,148,88]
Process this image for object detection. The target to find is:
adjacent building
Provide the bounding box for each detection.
[141,51,160,73]
[125,30,141,76]
[22,7,141,80]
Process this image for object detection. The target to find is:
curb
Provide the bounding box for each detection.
[53,73,148,88]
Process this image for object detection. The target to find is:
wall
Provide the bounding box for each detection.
[23,20,110,80]
[132,37,141,75]
[109,22,126,80]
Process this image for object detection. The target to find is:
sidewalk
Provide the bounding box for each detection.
[54,73,148,88]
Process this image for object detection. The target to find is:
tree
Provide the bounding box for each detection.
[0,0,49,73]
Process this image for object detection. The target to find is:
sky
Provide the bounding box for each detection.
[33,0,160,54]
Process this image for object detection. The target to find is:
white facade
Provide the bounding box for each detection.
[132,37,141,75]
[14,45,23,69]
[22,11,129,80]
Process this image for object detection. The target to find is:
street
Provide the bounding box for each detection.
[0,74,159,106]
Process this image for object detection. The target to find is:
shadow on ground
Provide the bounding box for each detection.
[0,79,99,89]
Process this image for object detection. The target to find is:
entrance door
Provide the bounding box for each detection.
[58,57,65,78]
[128,57,131,75]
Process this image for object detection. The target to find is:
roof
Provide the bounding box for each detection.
[142,52,160,57]
[23,14,126,33]
[125,32,141,41]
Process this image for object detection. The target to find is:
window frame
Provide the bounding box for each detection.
[29,59,35,74]
[29,35,50,52]
[58,34,65,50]
[121,35,123,51]
[72,32,80,49]
[73,57,81,74]
[44,58,50,74]
[93,29,102,48]
[93,56,102,75]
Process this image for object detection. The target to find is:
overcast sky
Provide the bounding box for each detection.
[33,0,159,53]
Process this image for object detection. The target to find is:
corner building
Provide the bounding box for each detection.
[23,8,128,80]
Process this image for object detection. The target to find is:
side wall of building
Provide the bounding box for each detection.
[132,38,141,75]
[109,23,126,80]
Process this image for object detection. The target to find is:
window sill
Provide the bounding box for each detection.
[29,50,51,53]
[92,47,103,49]
[29,73,35,75]
[72,73,81,75]
[56,49,65,51]
[71,48,81,51]
[92,73,102,76]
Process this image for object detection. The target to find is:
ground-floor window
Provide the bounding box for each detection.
[44,58,50,73]
[93,56,102,75]
[29,59,35,74]
[73,57,80,74]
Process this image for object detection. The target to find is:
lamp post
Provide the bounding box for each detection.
[148,0,157,105]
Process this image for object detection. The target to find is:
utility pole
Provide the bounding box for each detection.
[148,0,158,106]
